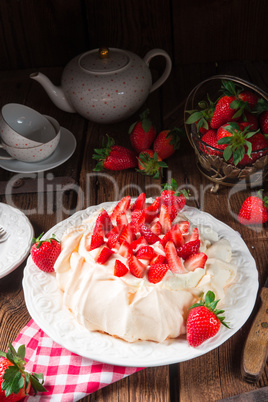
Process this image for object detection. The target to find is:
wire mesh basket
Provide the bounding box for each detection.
[184,75,268,191]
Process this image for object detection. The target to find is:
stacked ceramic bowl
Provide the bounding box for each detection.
[0,104,61,162]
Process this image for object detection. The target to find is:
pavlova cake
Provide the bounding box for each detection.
[52,190,237,344]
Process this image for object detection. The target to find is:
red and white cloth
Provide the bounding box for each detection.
[13,320,143,401]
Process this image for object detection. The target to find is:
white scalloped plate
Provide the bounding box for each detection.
[22,202,258,367]
[0,203,33,279]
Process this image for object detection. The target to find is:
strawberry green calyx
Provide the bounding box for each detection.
[137,151,167,179]
[162,178,190,199]
[165,128,182,150]
[129,108,153,134]
[189,290,230,328]
[0,342,47,397]
[32,232,60,249]
[186,94,215,132]
[253,97,268,114]
[217,122,259,166]
[220,80,252,119]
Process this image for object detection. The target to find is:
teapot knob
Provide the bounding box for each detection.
[98,47,110,59]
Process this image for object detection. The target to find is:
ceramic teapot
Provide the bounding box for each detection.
[30,47,172,124]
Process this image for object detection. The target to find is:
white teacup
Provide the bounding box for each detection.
[0,115,61,163]
[0,103,57,148]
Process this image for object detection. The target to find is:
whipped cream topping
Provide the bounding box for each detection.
[54,203,237,343]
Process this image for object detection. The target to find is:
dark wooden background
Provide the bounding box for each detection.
[1,0,268,102]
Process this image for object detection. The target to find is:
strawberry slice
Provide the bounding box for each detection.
[131,209,146,230]
[150,253,166,265]
[95,246,114,264]
[177,240,201,260]
[186,227,199,242]
[116,210,128,227]
[160,231,171,247]
[119,223,136,244]
[159,204,172,233]
[87,233,104,251]
[136,246,156,260]
[118,240,133,258]
[140,224,160,245]
[148,263,169,283]
[150,220,162,235]
[107,232,120,249]
[130,193,146,211]
[128,255,147,278]
[176,221,190,236]
[184,252,207,271]
[144,197,161,223]
[110,196,131,222]
[93,209,113,236]
[114,259,129,277]
[130,236,148,251]
[169,224,184,247]
[165,241,186,274]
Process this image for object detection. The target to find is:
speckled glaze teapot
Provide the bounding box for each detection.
[30,47,172,124]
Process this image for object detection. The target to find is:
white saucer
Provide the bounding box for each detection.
[0,203,33,279]
[0,126,76,173]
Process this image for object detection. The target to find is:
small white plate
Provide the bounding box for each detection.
[0,203,33,279]
[0,126,76,173]
[23,202,259,367]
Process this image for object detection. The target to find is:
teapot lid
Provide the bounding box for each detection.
[78,47,130,73]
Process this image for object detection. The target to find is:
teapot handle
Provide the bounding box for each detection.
[143,49,172,93]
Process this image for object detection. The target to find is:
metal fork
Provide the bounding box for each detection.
[0,226,9,243]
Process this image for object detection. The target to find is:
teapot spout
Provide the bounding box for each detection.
[30,72,76,113]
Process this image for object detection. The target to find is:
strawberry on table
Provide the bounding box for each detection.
[129,109,157,153]
[93,134,137,171]
[0,342,46,400]
[238,191,268,225]
[137,149,168,179]
[186,290,229,347]
[31,233,61,273]
[153,127,182,159]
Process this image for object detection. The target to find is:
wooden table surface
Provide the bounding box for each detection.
[0,64,267,401]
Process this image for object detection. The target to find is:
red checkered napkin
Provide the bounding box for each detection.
[12,320,143,401]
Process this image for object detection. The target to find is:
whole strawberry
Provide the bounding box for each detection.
[200,129,222,156]
[0,342,46,400]
[93,135,137,171]
[137,149,168,179]
[186,291,229,347]
[260,111,268,134]
[153,127,182,159]
[129,109,157,153]
[210,80,248,129]
[31,233,61,272]
[238,192,268,225]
